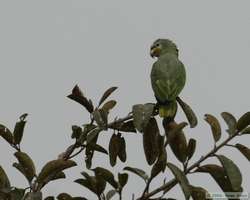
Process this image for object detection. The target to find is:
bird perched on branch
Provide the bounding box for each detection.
[150,39,186,119]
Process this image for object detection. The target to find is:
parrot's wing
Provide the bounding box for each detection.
[151,55,186,103]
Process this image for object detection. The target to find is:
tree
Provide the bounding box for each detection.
[0,84,249,200]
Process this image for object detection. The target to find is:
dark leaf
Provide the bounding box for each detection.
[75,173,106,196]
[102,100,117,113]
[71,125,82,139]
[195,164,233,192]
[57,193,72,200]
[151,148,167,178]
[123,167,149,182]
[132,104,154,132]
[167,163,191,200]
[165,121,188,163]
[0,125,13,145]
[9,188,25,200]
[72,198,88,200]
[176,97,198,128]
[13,115,27,145]
[221,112,237,135]
[109,134,120,166]
[106,189,117,200]
[44,197,55,200]
[217,155,242,191]
[189,185,210,200]
[0,166,11,189]
[143,117,160,165]
[187,138,196,160]
[117,120,137,133]
[166,121,188,142]
[25,192,42,200]
[235,143,250,161]
[92,167,118,189]
[88,143,108,155]
[118,136,127,162]
[204,114,221,142]
[118,173,128,189]
[237,112,250,131]
[14,152,36,182]
[98,86,118,106]
[37,159,76,184]
[67,85,94,113]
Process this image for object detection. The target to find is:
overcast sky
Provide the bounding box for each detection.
[0,1,250,199]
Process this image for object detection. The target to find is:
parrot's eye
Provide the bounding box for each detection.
[156,44,160,47]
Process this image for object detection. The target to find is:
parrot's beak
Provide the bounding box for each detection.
[150,46,161,58]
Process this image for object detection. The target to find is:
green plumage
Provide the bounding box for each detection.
[150,39,186,118]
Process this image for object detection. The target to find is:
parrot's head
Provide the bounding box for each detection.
[150,39,179,58]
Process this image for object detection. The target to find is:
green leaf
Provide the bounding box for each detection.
[25,192,42,200]
[118,173,128,189]
[37,159,76,184]
[189,185,210,200]
[235,143,250,161]
[132,104,154,132]
[85,127,99,169]
[117,136,126,162]
[167,163,191,200]
[237,112,250,131]
[221,112,237,135]
[176,97,198,128]
[0,166,11,189]
[217,155,242,191]
[93,109,107,128]
[102,100,117,113]
[204,114,221,142]
[109,134,120,166]
[106,190,117,200]
[51,171,66,181]
[0,124,13,145]
[57,193,72,200]
[14,152,36,182]
[123,167,148,182]
[98,86,118,106]
[187,138,196,160]
[86,128,101,144]
[241,127,250,134]
[92,167,118,189]
[67,85,94,113]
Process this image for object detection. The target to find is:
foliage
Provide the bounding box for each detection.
[0,85,250,200]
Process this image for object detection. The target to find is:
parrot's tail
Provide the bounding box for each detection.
[158,101,177,118]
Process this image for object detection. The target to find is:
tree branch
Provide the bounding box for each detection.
[139,131,239,199]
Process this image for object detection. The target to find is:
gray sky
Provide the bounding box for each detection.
[0,1,250,199]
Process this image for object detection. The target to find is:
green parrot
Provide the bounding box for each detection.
[150,39,186,118]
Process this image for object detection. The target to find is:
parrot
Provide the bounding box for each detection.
[150,39,186,119]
